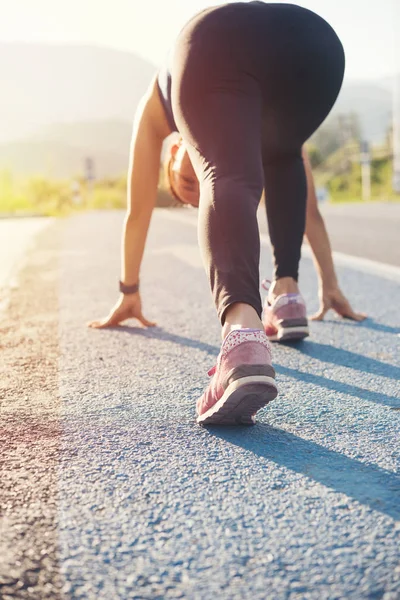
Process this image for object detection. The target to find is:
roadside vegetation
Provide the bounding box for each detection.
[0,169,177,216]
[1,112,399,215]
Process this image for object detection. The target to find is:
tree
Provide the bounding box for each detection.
[310,112,362,162]
[305,144,323,168]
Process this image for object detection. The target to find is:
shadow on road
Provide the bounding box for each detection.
[275,364,400,409]
[327,318,400,336]
[106,326,399,407]
[209,424,400,521]
[109,325,220,357]
[102,326,400,517]
[109,326,399,378]
[290,340,400,380]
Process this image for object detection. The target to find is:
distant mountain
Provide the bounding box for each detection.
[0,42,156,177]
[33,120,133,155]
[0,43,156,143]
[0,121,130,179]
[330,80,393,142]
[0,42,396,178]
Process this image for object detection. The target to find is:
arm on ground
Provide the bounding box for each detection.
[88,77,172,328]
[303,147,367,322]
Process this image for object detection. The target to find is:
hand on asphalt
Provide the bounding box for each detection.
[87,293,156,329]
[310,287,367,322]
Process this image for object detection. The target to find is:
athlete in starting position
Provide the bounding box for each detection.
[89,2,366,425]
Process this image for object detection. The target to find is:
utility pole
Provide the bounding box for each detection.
[85,157,96,192]
[360,140,371,201]
[338,114,351,172]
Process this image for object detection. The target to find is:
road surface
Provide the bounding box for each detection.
[319,202,400,268]
[258,201,400,268]
[0,209,399,599]
[0,217,52,289]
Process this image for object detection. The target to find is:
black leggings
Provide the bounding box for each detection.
[171,2,345,323]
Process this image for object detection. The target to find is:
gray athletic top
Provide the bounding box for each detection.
[157,58,178,133]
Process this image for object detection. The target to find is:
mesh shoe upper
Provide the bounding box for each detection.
[263,293,307,336]
[196,329,274,417]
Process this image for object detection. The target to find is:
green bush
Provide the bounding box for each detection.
[87,186,126,210]
[0,166,181,215]
[327,157,399,202]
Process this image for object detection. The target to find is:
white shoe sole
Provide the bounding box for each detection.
[197,375,278,426]
[267,325,309,343]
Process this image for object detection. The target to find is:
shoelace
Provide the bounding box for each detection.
[262,279,273,308]
[262,279,271,292]
[208,365,216,377]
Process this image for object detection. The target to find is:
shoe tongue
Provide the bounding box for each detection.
[222,328,265,352]
[224,327,259,341]
[273,293,302,308]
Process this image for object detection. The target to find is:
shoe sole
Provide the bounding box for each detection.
[268,325,309,343]
[197,375,278,426]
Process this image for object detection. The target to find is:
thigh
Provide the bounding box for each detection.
[173,76,264,195]
[254,5,345,158]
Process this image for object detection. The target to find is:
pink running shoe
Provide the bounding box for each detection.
[196,329,278,426]
[262,281,309,342]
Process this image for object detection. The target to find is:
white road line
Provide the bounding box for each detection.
[159,209,400,284]
[327,251,400,283]
[260,234,400,284]
[0,217,53,312]
[0,217,53,288]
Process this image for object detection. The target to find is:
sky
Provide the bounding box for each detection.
[0,0,398,81]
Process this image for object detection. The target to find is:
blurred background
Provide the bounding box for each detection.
[0,0,399,215]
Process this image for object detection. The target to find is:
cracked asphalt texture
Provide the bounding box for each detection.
[1,209,399,599]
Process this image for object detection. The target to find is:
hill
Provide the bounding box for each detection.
[331,81,392,142]
[0,121,132,179]
[0,43,156,144]
[0,43,395,178]
[0,126,131,179]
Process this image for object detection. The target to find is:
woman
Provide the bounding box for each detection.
[89,2,365,425]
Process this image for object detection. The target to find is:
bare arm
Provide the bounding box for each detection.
[88,77,172,328]
[303,148,366,321]
[122,77,172,285]
[303,148,338,290]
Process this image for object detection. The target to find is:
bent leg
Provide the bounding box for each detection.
[263,151,307,281]
[173,80,265,324]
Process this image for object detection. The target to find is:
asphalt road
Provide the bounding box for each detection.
[318,202,400,268]
[1,209,399,599]
[257,201,400,268]
[0,217,52,289]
